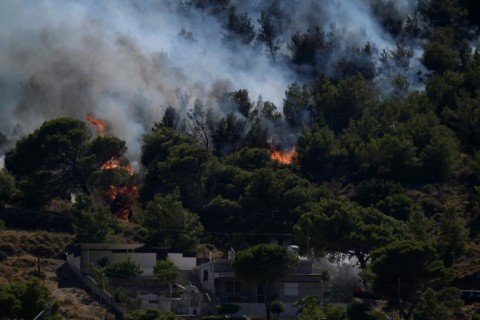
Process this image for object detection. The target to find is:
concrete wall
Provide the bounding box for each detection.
[195,262,215,292]
[167,252,197,271]
[278,280,323,303]
[234,302,299,317]
[67,256,127,315]
[67,254,81,271]
[80,249,156,277]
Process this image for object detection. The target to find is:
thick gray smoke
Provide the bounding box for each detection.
[0,0,424,162]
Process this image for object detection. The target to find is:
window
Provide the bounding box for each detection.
[284,282,298,296]
[226,280,242,293]
[203,270,209,281]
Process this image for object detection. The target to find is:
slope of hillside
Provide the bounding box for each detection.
[0,229,115,319]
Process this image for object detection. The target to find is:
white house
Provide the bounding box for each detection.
[194,255,325,317]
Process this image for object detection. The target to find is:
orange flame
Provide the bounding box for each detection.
[270,145,298,165]
[100,157,137,220]
[86,113,105,137]
[100,158,134,175]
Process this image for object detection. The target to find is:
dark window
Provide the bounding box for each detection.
[203,270,209,281]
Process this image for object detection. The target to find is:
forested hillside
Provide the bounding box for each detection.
[1,0,480,319]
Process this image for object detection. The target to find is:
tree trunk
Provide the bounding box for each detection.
[168,283,173,312]
[264,283,272,320]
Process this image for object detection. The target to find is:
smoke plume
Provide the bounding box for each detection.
[0,0,425,162]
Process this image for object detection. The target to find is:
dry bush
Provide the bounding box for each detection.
[0,230,73,258]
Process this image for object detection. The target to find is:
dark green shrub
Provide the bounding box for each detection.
[217,303,241,315]
[114,287,129,304]
[271,300,285,319]
[347,303,370,320]
[104,258,143,279]
[365,310,389,320]
[97,256,110,267]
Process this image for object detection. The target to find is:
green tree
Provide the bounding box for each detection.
[71,194,122,243]
[294,296,325,320]
[187,99,213,147]
[414,287,463,320]
[443,93,480,151]
[233,243,298,320]
[240,167,328,239]
[0,169,17,203]
[261,100,282,120]
[154,259,180,302]
[425,71,464,113]
[5,117,127,207]
[141,125,193,174]
[297,124,339,180]
[143,191,203,251]
[371,240,451,320]
[436,205,469,265]
[200,195,243,246]
[294,199,407,269]
[353,179,404,207]
[0,278,60,319]
[325,305,346,320]
[224,7,255,47]
[334,43,377,80]
[218,89,253,119]
[211,112,248,156]
[289,26,330,67]
[420,0,469,34]
[257,11,280,63]
[283,82,311,128]
[142,126,214,209]
[422,27,461,73]
[157,106,179,129]
[328,74,377,134]
[375,194,419,221]
[223,147,271,171]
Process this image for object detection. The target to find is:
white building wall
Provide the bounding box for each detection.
[81,250,156,276]
[67,254,81,271]
[167,253,197,271]
[195,262,215,292]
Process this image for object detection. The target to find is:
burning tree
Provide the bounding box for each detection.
[86,113,106,137]
[5,117,133,213]
[99,158,139,220]
[86,114,139,220]
[269,144,298,165]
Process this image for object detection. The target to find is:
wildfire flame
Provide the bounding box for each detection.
[100,158,134,175]
[269,145,298,165]
[100,158,138,220]
[86,113,105,137]
[105,184,139,220]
